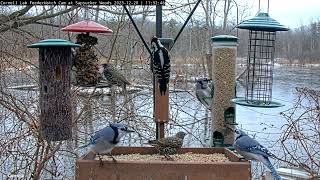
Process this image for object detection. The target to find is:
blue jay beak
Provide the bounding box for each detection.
[126,129,135,133]
[122,127,134,133]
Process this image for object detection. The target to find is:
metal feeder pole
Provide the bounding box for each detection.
[155,5,166,139]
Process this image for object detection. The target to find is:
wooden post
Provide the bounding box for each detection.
[28,39,80,141]
[154,38,174,139]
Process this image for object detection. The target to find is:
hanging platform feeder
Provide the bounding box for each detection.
[62,20,113,87]
[28,39,80,141]
[232,12,289,108]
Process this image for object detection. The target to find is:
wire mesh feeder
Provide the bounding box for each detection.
[233,12,289,108]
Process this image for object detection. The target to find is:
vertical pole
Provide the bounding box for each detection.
[155,5,165,139]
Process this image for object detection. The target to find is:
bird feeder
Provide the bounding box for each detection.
[61,20,113,87]
[211,35,238,146]
[233,12,289,108]
[154,38,174,139]
[28,39,80,141]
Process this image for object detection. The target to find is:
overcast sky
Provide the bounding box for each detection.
[245,0,320,28]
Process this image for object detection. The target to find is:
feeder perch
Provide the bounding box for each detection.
[28,39,80,141]
[62,20,113,87]
[212,131,224,147]
[233,12,289,108]
[224,107,237,125]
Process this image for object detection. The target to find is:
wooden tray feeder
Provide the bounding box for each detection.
[61,20,113,87]
[28,39,80,141]
[76,147,251,180]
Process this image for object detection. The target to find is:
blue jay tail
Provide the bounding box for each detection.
[78,143,91,149]
[262,156,281,180]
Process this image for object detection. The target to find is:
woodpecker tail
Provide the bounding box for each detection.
[158,78,168,96]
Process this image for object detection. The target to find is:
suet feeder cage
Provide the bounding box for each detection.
[28,39,80,141]
[233,12,289,108]
[211,35,237,146]
[61,20,113,87]
[224,107,237,125]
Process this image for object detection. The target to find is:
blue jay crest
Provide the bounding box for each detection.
[151,36,171,96]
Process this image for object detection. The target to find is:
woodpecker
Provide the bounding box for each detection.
[151,36,171,96]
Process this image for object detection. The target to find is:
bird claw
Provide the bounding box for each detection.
[111,156,117,163]
[164,154,174,161]
[99,159,104,167]
[98,155,104,167]
[108,154,117,163]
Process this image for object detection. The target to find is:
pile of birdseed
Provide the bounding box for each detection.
[98,152,230,163]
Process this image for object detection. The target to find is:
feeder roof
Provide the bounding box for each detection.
[211,35,238,42]
[237,12,289,32]
[61,20,113,33]
[159,38,174,49]
[27,39,81,48]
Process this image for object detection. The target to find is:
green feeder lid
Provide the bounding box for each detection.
[237,12,289,32]
[27,39,81,48]
[211,35,238,42]
[231,98,284,108]
[159,38,174,49]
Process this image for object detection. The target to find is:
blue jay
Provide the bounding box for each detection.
[195,78,214,110]
[151,36,171,96]
[81,123,134,165]
[233,129,281,180]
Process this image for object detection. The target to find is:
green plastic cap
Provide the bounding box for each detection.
[211,35,238,47]
[211,35,238,43]
[237,12,289,32]
[27,39,81,48]
[159,38,174,49]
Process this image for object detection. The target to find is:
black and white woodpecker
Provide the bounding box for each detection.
[151,36,171,96]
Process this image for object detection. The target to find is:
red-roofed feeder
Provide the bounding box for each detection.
[61,19,113,33]
[62,20,113,87]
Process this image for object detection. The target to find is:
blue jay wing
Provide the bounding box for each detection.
[196,88,212,109]
[236,136,272,157]
[90,127,115,145]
